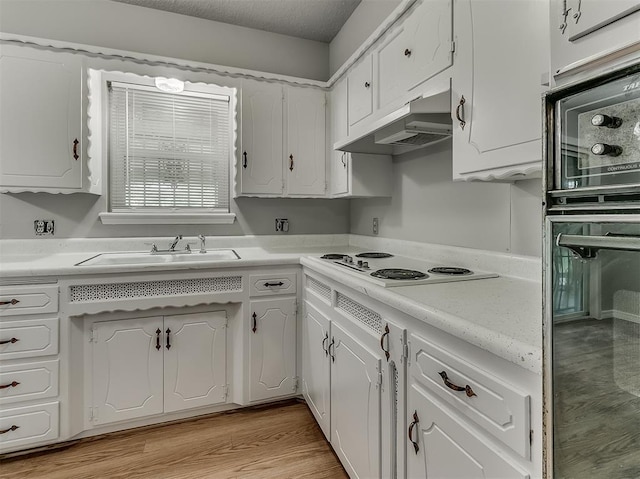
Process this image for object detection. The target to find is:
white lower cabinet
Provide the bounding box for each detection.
[249,297,297,402]
[330,320,382,479]
[301,301,331,438]
[406,384,529,479]
[90,311,228,426]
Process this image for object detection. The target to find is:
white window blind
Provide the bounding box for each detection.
[108,81,231,212]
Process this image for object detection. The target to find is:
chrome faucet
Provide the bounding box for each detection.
[169,235,183,251]
[198,235,207,253]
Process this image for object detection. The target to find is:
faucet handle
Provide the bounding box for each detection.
[198,234,206,253]
[144,242,159,254]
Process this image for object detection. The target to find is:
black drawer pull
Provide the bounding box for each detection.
[439,371,477,397]
[0,381,20,390]
[0,425,19,434]
[264,282,284,287]
[0,299,19,306]
[0,338,19,345]
[252,312,257,333]
[408,410,420,453]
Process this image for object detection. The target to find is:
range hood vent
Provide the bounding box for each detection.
[374,114,452,147]
[335,85,452,155]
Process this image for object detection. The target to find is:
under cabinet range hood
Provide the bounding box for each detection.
[335,87,452,155]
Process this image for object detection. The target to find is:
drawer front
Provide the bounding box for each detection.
[0,318,59,360]
[0,284,58,317]
[0,401,59,452]
[249,273,296,297]
[0,360,59,405]
[409,333,531,458]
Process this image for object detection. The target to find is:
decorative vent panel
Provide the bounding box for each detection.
[306,276,331,302]
[336,293,382,333]
[69,276,242,302]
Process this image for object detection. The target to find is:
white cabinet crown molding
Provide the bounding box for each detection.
[0,33,326,89]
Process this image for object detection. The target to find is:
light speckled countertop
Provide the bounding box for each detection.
[301,257,541,374]
[0,235,542,374]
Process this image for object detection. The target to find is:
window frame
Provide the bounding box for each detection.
[91,70,237,225]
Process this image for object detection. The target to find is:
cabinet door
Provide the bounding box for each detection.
[550,0,640,79]
[240,79,284,195]
[347,55,373,127]
[406,383,529,479]
[330,321,381,479]
[250,297,297,402]
[332,151,349,196]
[452,0,547,180]
[376,0,453,111]
[330,78,349,196]
[301,301,331,439]
[91,317,163,425]
[163,311,227,413]
[0,44,83,191]
[286,87,326,196]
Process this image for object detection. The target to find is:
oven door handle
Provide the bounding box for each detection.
[556,233,640,259]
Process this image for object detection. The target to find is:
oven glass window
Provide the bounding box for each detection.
[557,71,640,190]
[551,221,640,478]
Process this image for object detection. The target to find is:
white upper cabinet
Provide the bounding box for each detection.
[376,0,453,111]
[239,79,284,195]
[0,44,84,193]
[330,78,349,196]
[451,0,549,181]
[347,55,374,128]
[285,86,326,197]
[550,0,640,81]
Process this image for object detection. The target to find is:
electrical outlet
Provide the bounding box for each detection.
[372,217,379,235]
[34,219,55,236]
[275,218,289,233]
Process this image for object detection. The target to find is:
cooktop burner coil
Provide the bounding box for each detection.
[355,252,394,258]
[321,254,347,260]
[371,268,427,280]
[428,267,473,276]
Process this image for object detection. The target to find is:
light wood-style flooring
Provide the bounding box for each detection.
[0,401,348,479]
[553,318,640,479]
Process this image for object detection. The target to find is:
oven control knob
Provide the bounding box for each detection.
[591,114,622,128]
[357,260,363,267]
[591,143,622,157]
[362,262,369,269]
[343,255,353,263]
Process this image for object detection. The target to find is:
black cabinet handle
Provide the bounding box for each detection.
[165,328,171,350]
[264,282,284,287]
[289,154,294,171]
[380,324,390,361]
[0,425,19,435]
[408,410,420,453]
[252,312,257,333]
[155,328,161,350]
[0,299,19,306]
[455,95,466,130]
[73,138,79,160]
[322,332,329,356]
[439,371,477,397]
[0,338,19,345]
[243,151,248,168]
[404,48,412,57]
[364,81,371,88]
[0,381,20,390]
[328,338,336,362]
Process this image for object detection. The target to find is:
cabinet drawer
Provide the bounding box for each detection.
[0,360,59,405]
[0,401,59,452]
[0,318,59,361]
[0,284,58,317]
[249,273,296,296]
[409,333,531,458]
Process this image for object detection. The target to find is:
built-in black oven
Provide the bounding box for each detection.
[543,60,640,479]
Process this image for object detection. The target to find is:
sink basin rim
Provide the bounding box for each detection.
[75,249,241,266]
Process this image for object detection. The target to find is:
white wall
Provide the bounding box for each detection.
[349,141,543,256]
[329,0,401,76]
[0,0,329,81]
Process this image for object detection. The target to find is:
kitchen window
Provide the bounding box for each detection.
[97,71,236,224]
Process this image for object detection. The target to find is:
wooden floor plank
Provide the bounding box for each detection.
[0,401,348,479]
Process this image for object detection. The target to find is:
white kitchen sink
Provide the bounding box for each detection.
[76,249,240,266]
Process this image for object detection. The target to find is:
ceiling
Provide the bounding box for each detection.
[111,0,362,43]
